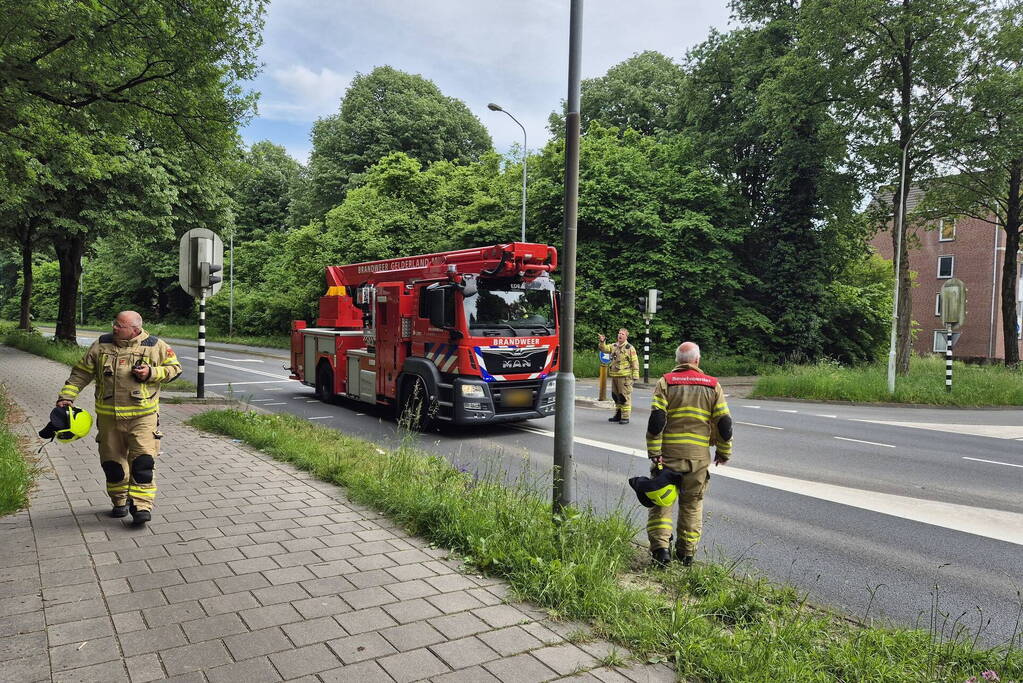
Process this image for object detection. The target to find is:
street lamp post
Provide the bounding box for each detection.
[487,103,527,242]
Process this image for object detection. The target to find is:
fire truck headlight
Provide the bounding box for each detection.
[460,384,485,398]
[543,382,557,395]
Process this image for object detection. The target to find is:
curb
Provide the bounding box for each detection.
[746,394,1023,411]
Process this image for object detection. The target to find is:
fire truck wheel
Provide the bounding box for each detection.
[398,375,434,431]
[315,363,334,403]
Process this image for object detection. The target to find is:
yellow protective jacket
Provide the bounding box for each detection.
[599,340,640,378]
[646,363,733,464]
[59,331,182,419]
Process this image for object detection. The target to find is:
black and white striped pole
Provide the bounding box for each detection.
[198,293,206,399]
[945,325,953,393]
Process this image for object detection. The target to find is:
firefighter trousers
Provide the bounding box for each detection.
[97,413,160,511]
[611,376,635,418]
[646,457,710,556]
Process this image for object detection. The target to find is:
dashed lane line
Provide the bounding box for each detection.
[513,424,1023,546]
[205,380,292,387]
[834,436,895,448]
[963,457,1023,469]
[736,421,783,430]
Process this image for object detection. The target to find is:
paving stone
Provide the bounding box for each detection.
[589,667,637,683]
[0,631,48,662]
[377,647,450,683]
[46,597,111,625]
[336,607,398,635]
[474,604,531,629]
[317,659,393,683]
[223,626,293,660]
[252,582,309,606]
[281,615,346,646]
[426,590,487,615]
[240,602,303,630]
[385,579,439,601]
[41,567,96,589]
[2,652,49,682]
[160,639,233,676]
[326,631,397,664]
[179,562,234,583]
[112,611,146,634]
[343,586,395,610]
[531,643,600,675]
[291,594,349,619]
[96,560,151,581]
[381,597,443,625]
[205,656,283,683]
[384,563,436,582]
[478,626,544,657]
[299,575,355,597]
[379,621,446,652]
[0,592,43,616]
[269,642,342,678]
[428,612,490,640]
[125,653,164,683]
[430,665,502,683]
[118,624,188,656]
[181,612,249,643]
[483,653,558,683]
[349,554,397,572]
[50,635,121,672]
[162,579,221,603]
[200,590,261,616]
[51,659,129,683]
[0,610,45,638]
[430,635,501,670]
[145,553,200,573]
[106,589,167,614]
[214,571,271,594]
[141,600,206,627]
[612,663,676,682]
[47,616,114,647]
[519,622,564,647]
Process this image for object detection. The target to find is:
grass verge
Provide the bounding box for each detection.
[188,408,1022,681]
[752,356,1023,406]
[0,384,37,517]
[3,328,197,393]
[574,352,766,380]
[38,320,291,350]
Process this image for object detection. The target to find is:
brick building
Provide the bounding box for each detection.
[870,189,1022,361]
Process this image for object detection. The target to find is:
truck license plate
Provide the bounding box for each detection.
[502,388,532,408]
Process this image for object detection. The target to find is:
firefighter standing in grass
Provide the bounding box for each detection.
[598,328,641,424]
[645,341,733,567]
[55,311,181,525]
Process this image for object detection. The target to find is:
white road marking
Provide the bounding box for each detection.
[250,398,274,402]
[514,425,1023,546]
[306,400,319,403]
[777,409,798,413]
[851,419,1023,440]
[307,416,333,420]
[963,457,1023,469]
[736,421,783,430]
[264,402,286,406]
[814,414,838,419]
[834,436,895,448]
[210,356,264,363]
[205,380,292,387]
[743,405,761,409]
[179,355,292,380]
[264,388,282,392]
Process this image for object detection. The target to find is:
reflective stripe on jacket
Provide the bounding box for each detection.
[599,340,640,378]
[59,331,182,418]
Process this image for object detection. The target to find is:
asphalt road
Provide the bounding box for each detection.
[62,332,1023,646]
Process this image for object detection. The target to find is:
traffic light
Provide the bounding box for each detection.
[646,289,663,316]
[200,261,223,289]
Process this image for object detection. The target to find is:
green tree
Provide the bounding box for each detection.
[231,141,303,241]
[306,66,492,218]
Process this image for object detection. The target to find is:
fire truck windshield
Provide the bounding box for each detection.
[463,279,555,336]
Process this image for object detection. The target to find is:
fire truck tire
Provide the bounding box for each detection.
[315,362,334,402]
[398,375,434,431]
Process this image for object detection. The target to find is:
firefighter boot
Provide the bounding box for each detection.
[110,505,129,518]
[651,548,671,568]
[620,418,630,425]
[608,409,622,423]
[129,503,151,526]
[675,548,694,566]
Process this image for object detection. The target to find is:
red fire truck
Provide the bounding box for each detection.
[289,243,560,428]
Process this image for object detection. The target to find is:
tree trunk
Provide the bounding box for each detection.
[892,157,914,376]
[52,232,85,344]
[1001,157,1022,368]
[17,221,35,331]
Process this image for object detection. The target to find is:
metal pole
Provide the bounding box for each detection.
[945,325,953,393]
[598,364,607,401]
[229,230,234,338]
[520,133,527,242]
[887,143,910,394]
[198,293,206,399]
[643,316,651,384]
[554,0,583,515]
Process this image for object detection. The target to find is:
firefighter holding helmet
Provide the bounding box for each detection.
[55,311,181,525]
[645,341,733,567]
[598,328,640,424]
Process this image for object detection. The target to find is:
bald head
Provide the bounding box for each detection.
[675,342,701,366]
[113,311,144,340]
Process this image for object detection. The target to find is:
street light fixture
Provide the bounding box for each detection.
[487,102,528,242]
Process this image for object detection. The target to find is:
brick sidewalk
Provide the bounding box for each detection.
[0,345,674,683]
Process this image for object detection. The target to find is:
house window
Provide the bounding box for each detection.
[935,293,942,317]
[933,331,950,353]
[939,217,956,241]
[937,255,954,279]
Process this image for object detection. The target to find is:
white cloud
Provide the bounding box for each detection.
[260,65,352,122]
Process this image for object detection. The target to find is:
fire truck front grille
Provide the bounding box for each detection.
[480,349,548,375]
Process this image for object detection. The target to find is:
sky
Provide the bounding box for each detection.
[240,1,734,163]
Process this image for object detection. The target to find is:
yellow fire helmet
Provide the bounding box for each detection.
[628,465,684,508]
[39,405,93,443]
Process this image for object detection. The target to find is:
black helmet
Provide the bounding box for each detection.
[629,465,684,508]
[39,405,93,443]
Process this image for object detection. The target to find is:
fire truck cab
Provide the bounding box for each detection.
[289,243,560,428]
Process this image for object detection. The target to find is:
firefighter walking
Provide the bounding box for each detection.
[598,328,640,424]
[645,341,733,566]
[55,311,181,525]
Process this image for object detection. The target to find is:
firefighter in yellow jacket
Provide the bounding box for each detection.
[645,341,732,566]
[598,328,641,424]
[56,311,181,525]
